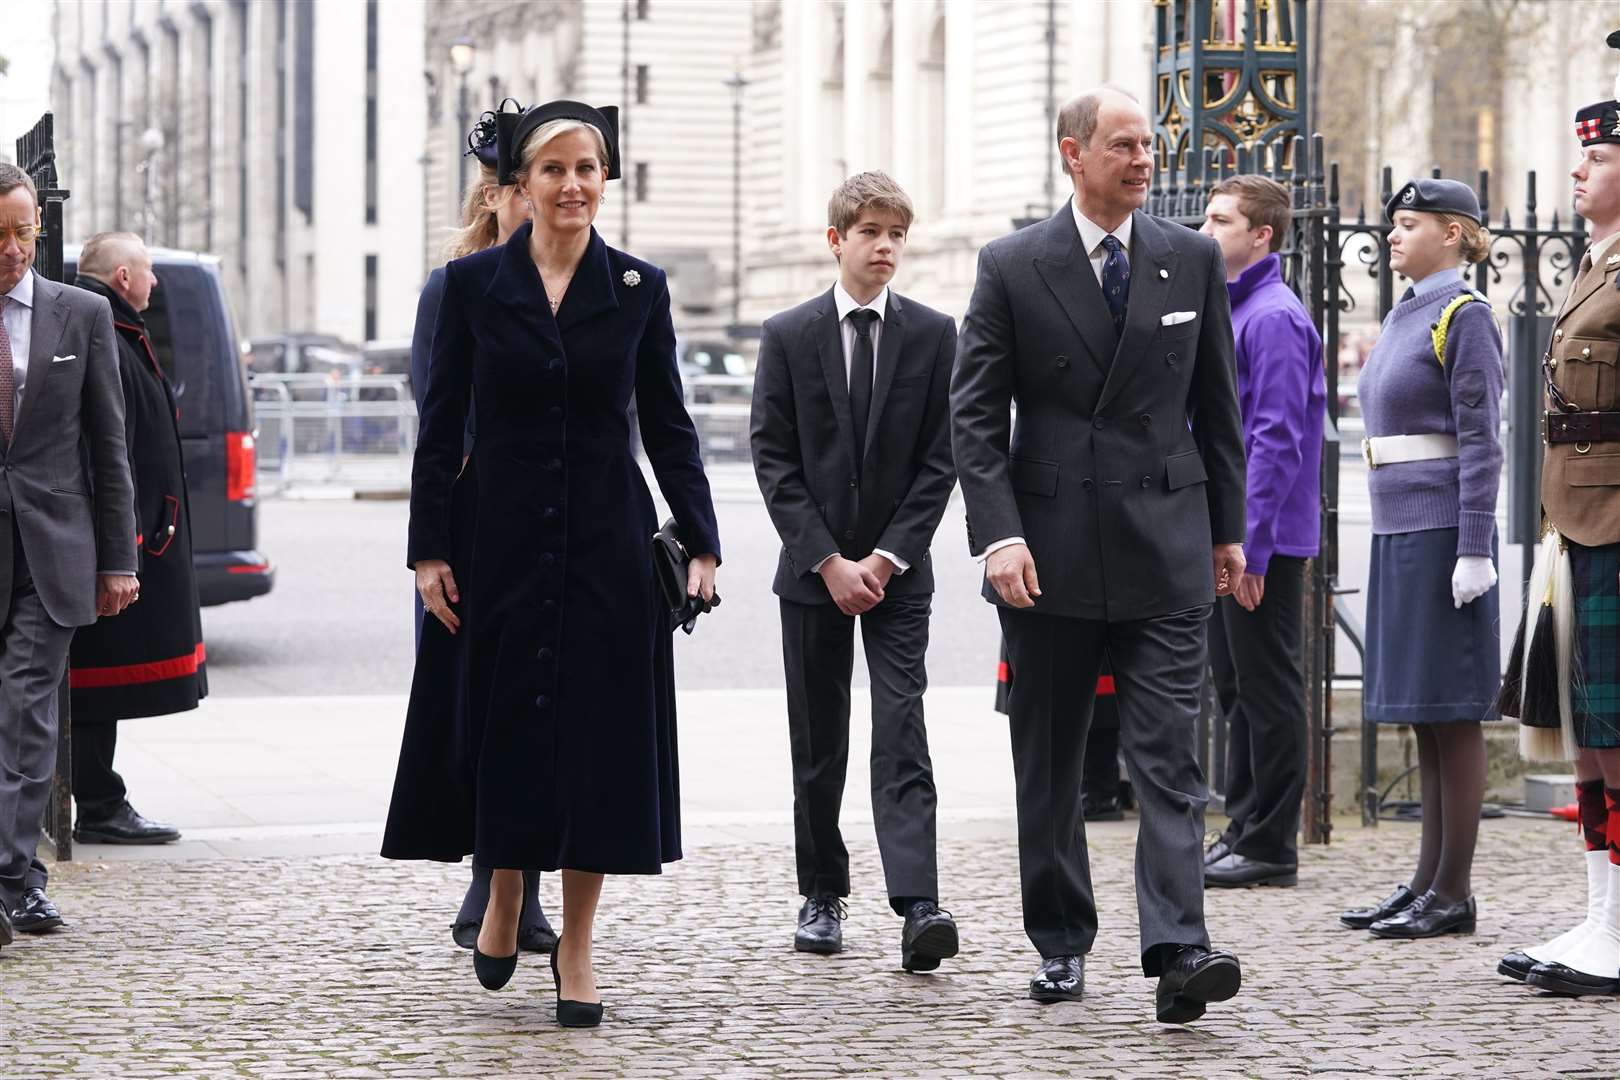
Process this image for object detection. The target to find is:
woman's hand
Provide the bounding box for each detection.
[687,553,718,603]
[416,559,462,633]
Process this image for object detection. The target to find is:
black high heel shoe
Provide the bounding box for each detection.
[550,946,604,1027]
[473,945,518,991]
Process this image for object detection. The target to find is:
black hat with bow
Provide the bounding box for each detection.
[495,99,621,186]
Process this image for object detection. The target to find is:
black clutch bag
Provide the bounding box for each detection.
[651,517,720,634]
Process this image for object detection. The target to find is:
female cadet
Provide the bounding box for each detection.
[407,107,558,959]
[1340,178,1504,939]
[383,100,720,1028]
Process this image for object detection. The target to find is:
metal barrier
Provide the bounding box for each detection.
[250,373,417,493]
[682,374,754,464]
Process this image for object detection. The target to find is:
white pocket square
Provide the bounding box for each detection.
[51,354,76,363]
[1160,312,1197,327]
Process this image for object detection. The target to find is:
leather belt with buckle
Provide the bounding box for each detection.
[1545,410,1620,448]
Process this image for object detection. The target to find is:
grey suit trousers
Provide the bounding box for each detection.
[998,604,1212,976]
[0,528,76,907]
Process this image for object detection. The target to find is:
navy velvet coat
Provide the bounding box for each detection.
[382,224,720,874]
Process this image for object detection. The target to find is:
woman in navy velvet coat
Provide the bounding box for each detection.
[382,102,720,1024]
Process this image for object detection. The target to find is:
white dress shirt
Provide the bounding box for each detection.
[976,204,1136,562]
[814,280,909,576]
[1072,198,1133,288]
[2,269,34,420]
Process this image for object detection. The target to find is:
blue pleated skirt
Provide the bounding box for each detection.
[1364,527,1501,725]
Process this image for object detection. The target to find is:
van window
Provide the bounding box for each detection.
[141,265,227,438]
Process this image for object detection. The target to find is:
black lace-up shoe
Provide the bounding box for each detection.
[899,900,959,972]
[794,895,846,954]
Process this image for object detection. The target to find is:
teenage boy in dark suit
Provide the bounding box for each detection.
[750,172,959,971]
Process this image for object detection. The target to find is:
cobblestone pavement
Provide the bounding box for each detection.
[3,818,1616,1078]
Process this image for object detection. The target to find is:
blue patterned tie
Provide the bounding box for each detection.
[1101,235,1129,337]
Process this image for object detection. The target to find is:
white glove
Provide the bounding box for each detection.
[1451,555,1497,609]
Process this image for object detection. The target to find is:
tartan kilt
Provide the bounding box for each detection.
[1571,539,1620,749]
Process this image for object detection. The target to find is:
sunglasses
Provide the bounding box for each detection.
[0,226,40,245]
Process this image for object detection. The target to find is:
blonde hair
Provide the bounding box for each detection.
[518,119,611,179]
[1438,212,1492,264]
[444,165,502,261]
[827,171,915,235]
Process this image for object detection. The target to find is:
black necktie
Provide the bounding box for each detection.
[1399,287,1415,305]
[1101,235,1130,337]
[847,308,878,471]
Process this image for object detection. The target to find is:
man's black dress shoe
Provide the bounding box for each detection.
[0,903,12,947]
[1204,852,1298,889]
[794,895,846,955]
[899,901,959,972]
[1082,791,1124,822]
[11,888,63,934]
[1525,959,1620,997]
[1340,885,1416,929]
[1155,945,1241,1024]
[1029,955,1085,1003]
[1497,950,1539,982]
[73,802,180,845]
[1204,832,1233,867]
[1368,891,1475,939]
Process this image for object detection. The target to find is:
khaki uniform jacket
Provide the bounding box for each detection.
[1543,250,1620,546]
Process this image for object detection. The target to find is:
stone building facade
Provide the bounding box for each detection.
[50,0,425,343]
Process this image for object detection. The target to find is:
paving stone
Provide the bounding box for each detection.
[1,818,1614,1077]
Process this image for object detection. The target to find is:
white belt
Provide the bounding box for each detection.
[1361,433,1459,469]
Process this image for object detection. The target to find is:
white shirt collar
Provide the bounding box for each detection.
[1071,199,1132,258]
[5,268,35,309]
[833,280,888,322]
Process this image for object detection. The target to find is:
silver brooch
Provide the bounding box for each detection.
[622,270,642,287]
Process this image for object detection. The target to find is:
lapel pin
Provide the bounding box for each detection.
[1158,268,1169,279]
[1607,254,1620,266]
[623,270,642,286]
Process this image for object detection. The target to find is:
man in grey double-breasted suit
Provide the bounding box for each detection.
[950,88,1248,1023]
[0,164,138,945]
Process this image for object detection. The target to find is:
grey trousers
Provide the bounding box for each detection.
[998,604,1212,976]
[0,548,76,908]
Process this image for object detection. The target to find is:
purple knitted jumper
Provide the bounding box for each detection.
[1355,274,1504,557]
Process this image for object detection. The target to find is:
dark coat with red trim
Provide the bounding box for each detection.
[67,276,206,722]
[382,225,720,874]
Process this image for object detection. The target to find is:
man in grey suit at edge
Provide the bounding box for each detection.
[949,87,1248,1023]
[0,163,139,946]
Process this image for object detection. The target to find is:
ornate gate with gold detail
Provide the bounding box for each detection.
[1149,2,1587,841]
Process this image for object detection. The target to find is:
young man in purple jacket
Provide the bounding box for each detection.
[1199,176,1325,888]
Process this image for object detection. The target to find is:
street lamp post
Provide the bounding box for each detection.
[449,37,477,202]
[723,70,748,331]
[137,126,165,245]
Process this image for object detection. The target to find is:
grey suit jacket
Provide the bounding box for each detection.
[0,273,137,628]
[950,205,1247,622]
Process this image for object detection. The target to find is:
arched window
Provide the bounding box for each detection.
[916,11,946,216]
[822,2,846,197]
[867,13,893,172]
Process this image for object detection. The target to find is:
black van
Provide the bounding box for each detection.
[63,245,273,606]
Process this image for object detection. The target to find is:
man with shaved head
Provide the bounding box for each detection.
[950,86,1249,1022]
[69,232,201,849]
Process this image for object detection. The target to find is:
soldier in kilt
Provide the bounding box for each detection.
[1497,72,1620,998]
